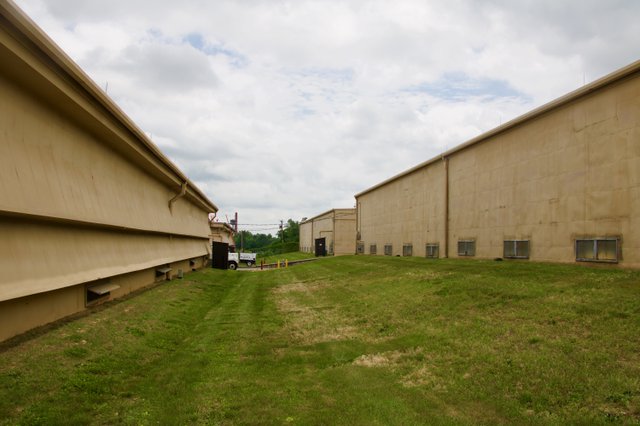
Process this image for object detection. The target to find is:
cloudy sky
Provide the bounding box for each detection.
[15,0,640,234]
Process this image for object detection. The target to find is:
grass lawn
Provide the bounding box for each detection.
[1,256,640,424]
[257,251,316,265]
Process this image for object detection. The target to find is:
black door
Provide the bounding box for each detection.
[315,238,326,256]
[212,242,229,269]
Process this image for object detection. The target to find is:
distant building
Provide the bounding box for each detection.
[210,222,236,249]
[0,3,218,341]
[300,209,357,256]
[356,59,640,266]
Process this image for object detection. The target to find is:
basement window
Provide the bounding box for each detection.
[370,244,377,255]
[403,244,413,257]
[426,243,439,258]
[356,242,365,254]
[384,244,393,256]
[457,240,475,257]
[86,281,120,306]
[504,240,530,259]
[576,238,619,263]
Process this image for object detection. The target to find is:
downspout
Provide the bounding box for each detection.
[443,156,449,258]
[169,182,188,213]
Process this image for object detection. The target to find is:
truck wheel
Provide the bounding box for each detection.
[246,261,253,267]
[228,262,238,270]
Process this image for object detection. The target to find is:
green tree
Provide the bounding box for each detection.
[277,219,299,243]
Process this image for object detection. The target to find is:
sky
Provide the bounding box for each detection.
[15,0,640,235]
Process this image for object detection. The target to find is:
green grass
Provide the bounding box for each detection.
[257,251,316,265]
[1,256,640,424]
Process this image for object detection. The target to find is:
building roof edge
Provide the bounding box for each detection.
[355,58,640,198]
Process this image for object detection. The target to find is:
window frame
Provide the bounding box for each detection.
[402,244,413,257]
[575,238,619,263]
[457,239,476,257]
[384,244,393,256]
[370,244,377,255]
[503,239,530,259]
[356,242,365,254]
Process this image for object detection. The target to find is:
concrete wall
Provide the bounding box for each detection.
[299,220,313,253]
[356,60,640,267]
[0,3,217,341]
[333,209,357,255]
[357,165,446,257]
[448,71,640,263]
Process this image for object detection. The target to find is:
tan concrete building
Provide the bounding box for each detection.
[0,2,218,341]
[209,222,236,248]
[300,209,357,256]
[356,59,640,267]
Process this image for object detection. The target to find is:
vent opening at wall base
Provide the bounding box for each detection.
[156,266,172,281]
[504,240,530,259]
[576,238,619,263]
[86,282,120,306]
[457,240,475,257]
[426,243,439,258]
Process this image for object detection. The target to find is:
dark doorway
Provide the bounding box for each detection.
[212,241,229,269]
[315,238,327,256]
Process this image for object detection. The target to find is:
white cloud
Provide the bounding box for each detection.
[15,0,640,233]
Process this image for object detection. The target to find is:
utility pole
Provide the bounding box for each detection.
[280,220,284,242]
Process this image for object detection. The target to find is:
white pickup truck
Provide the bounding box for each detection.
[227,252,257,270]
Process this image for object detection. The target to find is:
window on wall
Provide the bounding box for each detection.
[504,240,530,259]
[356,242,364,254]
[457,240,475,256]
[426,243,439,258]
[384,244,393,256]
[370,244,377,255]
[576,238,619,263]
[402,244,413,256]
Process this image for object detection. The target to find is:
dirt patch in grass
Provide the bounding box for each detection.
[353,348,445,389]
[272,280,330,294]
[400,365,439,388]
[352,348,424,367]
[274,281,359,344]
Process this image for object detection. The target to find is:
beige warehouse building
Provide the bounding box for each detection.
[209,222,236,248]
[0,2,217,342]
[356,59,640,267]
[300,209,357,256]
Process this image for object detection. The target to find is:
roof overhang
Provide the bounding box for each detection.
[0,0,218,213]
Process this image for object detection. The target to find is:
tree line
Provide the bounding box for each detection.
[234,219,300,255]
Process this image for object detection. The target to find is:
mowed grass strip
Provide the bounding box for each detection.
[1,256,639,425]
[258,251,317,265]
